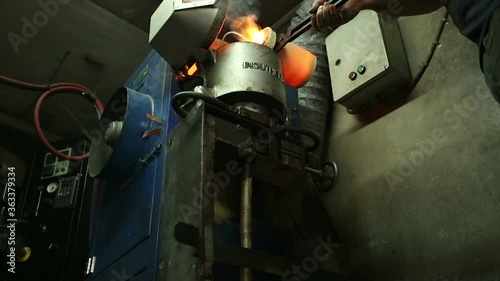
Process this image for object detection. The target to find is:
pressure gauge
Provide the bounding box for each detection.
[46,182,59,194]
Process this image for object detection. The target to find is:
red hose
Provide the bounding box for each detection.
[0,74,105,161]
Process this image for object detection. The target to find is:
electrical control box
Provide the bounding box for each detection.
[41,149,71,179]
[326,10,411,113]
[14,141,93,281]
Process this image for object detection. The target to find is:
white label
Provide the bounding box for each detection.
[174,0,217,10]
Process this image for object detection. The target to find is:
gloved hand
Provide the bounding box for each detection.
[309,0,363,30]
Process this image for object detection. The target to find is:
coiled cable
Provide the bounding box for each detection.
[0,74,104,161]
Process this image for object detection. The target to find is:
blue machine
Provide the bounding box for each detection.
[87,51,180,281]
[86,51,302,281]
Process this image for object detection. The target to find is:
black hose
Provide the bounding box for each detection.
[408,11,449,90]
[172,92,320,151]
[171,91,233,118]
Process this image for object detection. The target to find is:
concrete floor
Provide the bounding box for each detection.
[324,9,500,281]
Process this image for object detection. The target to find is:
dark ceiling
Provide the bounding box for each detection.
[0,0,304,140]
[91,0,304,32]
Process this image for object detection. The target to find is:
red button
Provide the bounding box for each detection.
[349,72,357,81]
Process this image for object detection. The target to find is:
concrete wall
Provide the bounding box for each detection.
[0,0,151,139]
[324,9,500,281]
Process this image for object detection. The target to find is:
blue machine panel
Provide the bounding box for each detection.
[88,51,180,281]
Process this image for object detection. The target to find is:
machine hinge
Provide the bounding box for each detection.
[85,256,96,275]
[139,143,162,168]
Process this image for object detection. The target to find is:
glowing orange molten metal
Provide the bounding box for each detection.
[280,43,318,88]
[230,15,266,44]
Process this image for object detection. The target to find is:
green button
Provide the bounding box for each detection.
[357,66,366,74]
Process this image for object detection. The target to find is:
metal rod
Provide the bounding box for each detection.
[34,188,43,216]
[274,0,348,52]
[241,164,252,281]
[305,166,321,175]
[305,166,335,180]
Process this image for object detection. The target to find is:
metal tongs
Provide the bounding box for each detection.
[273,0,348,52]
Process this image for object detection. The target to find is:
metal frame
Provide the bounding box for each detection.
[159,103,346,280]
[158,104,216,280]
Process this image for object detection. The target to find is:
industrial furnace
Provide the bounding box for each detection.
[86,1,342,280]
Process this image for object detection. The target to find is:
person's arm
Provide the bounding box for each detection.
[310,0,444,30]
